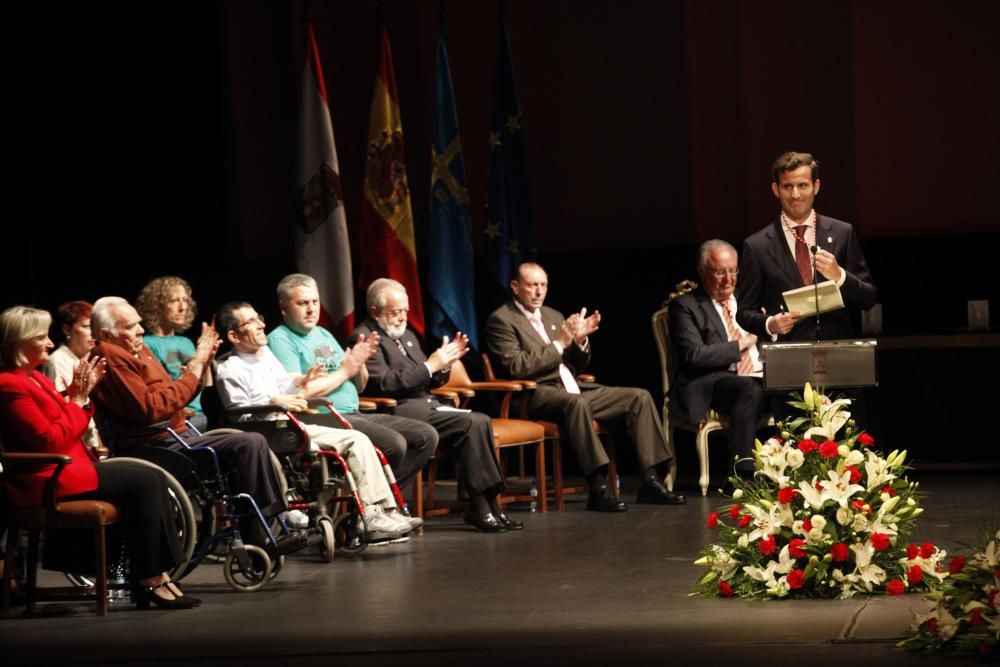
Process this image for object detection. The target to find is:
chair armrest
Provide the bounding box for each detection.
[430,388,462,407]
[577,374,596,383]
[467,381,524,393]
[358,396,398,413]
[1,452,73,510]
[224,404,290,419]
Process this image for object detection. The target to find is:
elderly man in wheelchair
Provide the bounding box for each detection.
[213,301,421,550]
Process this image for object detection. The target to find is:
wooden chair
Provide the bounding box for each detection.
[652,280,770,496]
[1,450,121,617]
[420,360,548,514]
[480,354,618,510]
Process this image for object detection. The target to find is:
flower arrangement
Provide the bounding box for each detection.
[898,529,999,658]
[692,383,946,600]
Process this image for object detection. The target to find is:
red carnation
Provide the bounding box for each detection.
[948,555,966,574]
[788,538,807,558]
[920,541,935,559]
[845,466,862,484]
[850,499,870,514]
[797,439,818,454]
[857,433,875,447]
[802,519,813,532]
[926,618,939,635]
[830,543,850,562]
[787,569,806,590]
[738,515,751,528]
[885,579,905,596]
[717,581,733,598]
[870,533,891,552]
[777,487,797,504]
[819,440,839,458]
[970,609,985,626]
[758,535,777,556]
[880,484,895,497]
[906,543,920,560]
[907,565,924,585]
[706,512,719,528]
[988,589,998,609]
[729,503,742,520]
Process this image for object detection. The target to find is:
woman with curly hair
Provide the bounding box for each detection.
[135,276,208,431]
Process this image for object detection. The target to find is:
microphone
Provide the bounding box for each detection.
[810,244,821,342]
[809,244,819,254]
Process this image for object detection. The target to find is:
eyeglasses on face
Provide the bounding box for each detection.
[708,268,739,279]
[238,315,265,330]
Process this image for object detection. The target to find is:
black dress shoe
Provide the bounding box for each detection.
[495,512,524,530]
[635,479,686,505]
[586,486,628,512]
[463,511,508,533]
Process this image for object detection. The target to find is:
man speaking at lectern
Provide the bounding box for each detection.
[737,152,877,342]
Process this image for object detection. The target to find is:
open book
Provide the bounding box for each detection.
[781,280,844,318]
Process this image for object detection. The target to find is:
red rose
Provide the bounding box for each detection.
[948,555,966,574]
[777,487,797,504]
[926,618,939,635]
[907,565,924,585]
[858,433,875,447]
[787,569,805,590]
[758,535,777,556]
[729,503,742,520]
[870,533,891,552]
[738,515,751,528]
[906,543,920,560]
[797,439,818,454]
[880,485,896,497]
[717,580,733,597]
[845,466,862,483]
[885,579,905,596]
[819,440,839,458]
[920,541,935,559]
[706,512,719,528]
[802,519,813,532]
[788,538,806,558]
[850,499,870,514]
[970,609,985,626]
[830,543,850,562]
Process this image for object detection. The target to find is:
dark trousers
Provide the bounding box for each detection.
[426,410,504,497]
[169,429,286,519]
[528,384,673,476]
[344,413,438,491]
[710,375,766,473]
[61,464,184,580]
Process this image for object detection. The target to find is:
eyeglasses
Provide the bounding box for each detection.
[384,308,409,318]
[708,268,739,279]
[238,315,265,330]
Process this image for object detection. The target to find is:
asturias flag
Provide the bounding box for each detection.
[358,29,424,337]
[484,15,535,290]
[428,29,478,350]
[295,23,354,336]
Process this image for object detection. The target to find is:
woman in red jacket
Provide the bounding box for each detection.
[0,306,196,610]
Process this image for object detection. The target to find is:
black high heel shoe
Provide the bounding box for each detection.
[133,582,198,610]
[165,580,201,606]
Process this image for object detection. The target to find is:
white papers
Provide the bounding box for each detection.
[434,406,472,413]
[781,280,844,318]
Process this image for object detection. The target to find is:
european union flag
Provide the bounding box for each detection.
[428,29,479,350]
[484,15,535,291]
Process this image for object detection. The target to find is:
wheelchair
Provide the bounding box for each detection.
[212,397,411,559]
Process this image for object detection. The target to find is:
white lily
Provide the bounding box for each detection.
[743,545,798,589]
[743,502,794,542]
[850,541,887,591]
[934,602,961,641]
[819,469,866,508]
[864,449,896,491]
[797,476,826,510]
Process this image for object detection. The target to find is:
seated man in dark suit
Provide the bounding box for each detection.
[484,262,684,511]
[353,278,520,533]
[668,240,766,477]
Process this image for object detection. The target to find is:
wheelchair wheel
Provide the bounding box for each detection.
[269,554,284,580]
[65,457,196,588]
[223,544,271,593]
[332,512,367,555]
[317,516,335,562]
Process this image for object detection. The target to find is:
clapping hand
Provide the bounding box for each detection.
[67,355,106,407]
[427,332,469,372]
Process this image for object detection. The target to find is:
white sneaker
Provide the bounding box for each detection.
[386,508,423,532]
[283,509,310,529]
[363,505,407,540]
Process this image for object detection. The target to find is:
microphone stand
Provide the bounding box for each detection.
[811,244,821,342]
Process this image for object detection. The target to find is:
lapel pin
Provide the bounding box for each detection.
[827,236,833,243]
[406,340,413,347]
[550,324,556,331]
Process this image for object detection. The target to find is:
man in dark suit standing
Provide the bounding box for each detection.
[669,240,766,477]
[484,263,684,512]
[354,278,520,533]
[737,152,877,342]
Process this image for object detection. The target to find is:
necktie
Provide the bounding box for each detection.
[527,313,580,394]
[792,225,813,285]
[719,301,754,376]
[394,338,408,357]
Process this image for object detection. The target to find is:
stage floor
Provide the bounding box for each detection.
[2,470,996,666]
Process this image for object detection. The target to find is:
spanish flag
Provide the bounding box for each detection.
[358,29,424,337]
